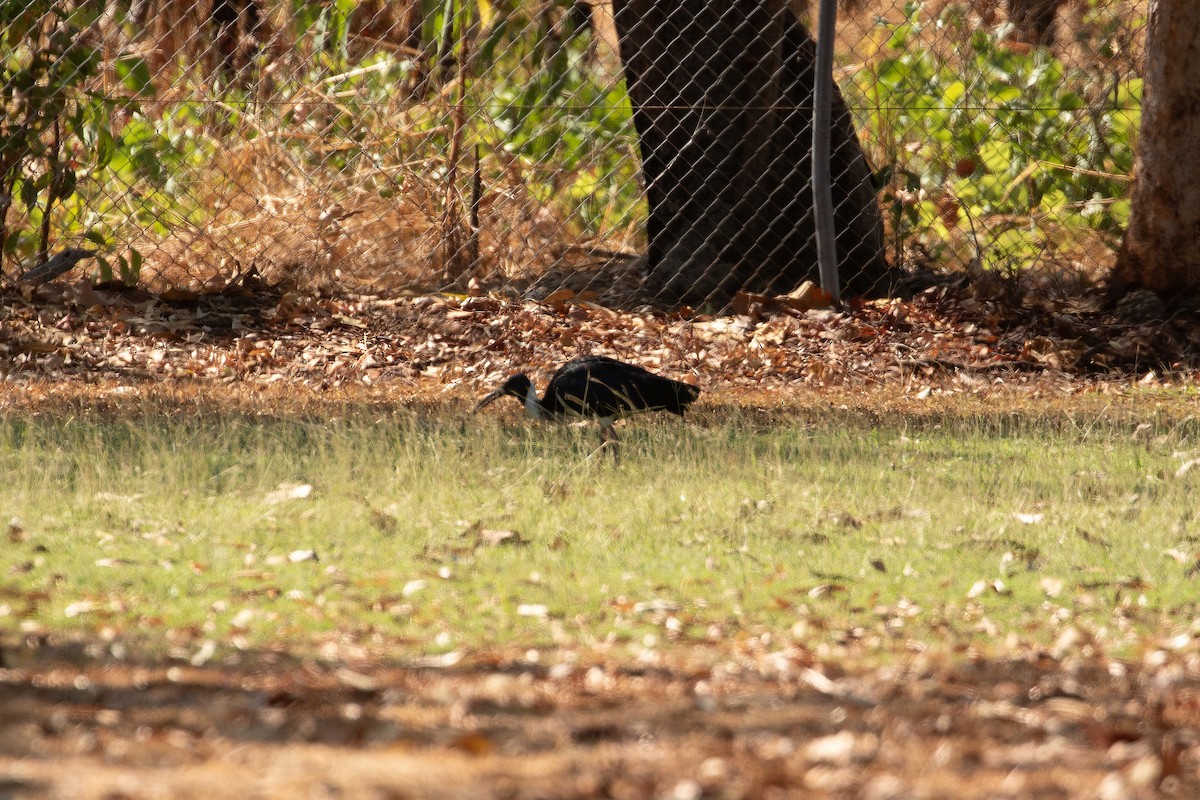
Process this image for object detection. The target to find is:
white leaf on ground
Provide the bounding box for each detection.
[266,483,313,504]
[1052,627,1088,659]
[633,599,681,613]
[477,528,527,546]
[402,579,427,597]
[1165,548,1191,563]
[517,603,548,618]
[190,640,216,666]
[1161,632,1192,651]
[412,650,462,668]
[1040,577,1065,597]
[335,668,378,691]
[804,731,858,765]
[967,579,1008,597]
[667,779,702,800]
[1013,512,1044,524]
[64,601,95,617]
[288,549,318,563]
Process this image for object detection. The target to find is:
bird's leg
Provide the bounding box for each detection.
[599,420,621,467]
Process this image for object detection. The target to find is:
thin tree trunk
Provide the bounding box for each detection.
[612,0,893,307]
[1111,0,1200,296]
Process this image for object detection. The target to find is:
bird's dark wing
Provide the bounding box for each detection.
[545,356,699,418]
[19,248,97,285]
[547,355,649,382]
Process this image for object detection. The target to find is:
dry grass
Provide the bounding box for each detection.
[0,376,1194,431]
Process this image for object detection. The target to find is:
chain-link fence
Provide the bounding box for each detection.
[1,0,1145,309]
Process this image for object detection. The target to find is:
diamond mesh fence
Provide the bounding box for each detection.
[1,0,1145,310]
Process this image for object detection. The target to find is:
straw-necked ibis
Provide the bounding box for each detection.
[474,355,700,462]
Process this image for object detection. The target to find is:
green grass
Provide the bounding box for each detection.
[2,407,1198,666]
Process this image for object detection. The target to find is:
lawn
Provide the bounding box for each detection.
[4,399,1198,660]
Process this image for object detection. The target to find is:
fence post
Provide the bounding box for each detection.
[812,0,841,305]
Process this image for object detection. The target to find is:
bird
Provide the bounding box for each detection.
[19,248,97,285]
[474,355,700,463]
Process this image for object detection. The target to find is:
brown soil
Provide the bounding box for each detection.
[1,641,1197,799]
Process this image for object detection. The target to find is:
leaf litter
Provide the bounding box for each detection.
[4,638,1200,799]
[4,275,1200,398]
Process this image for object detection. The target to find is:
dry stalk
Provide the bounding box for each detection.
[439,20,473,286]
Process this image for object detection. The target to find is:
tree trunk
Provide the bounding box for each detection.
[1006,0,1060,45]
[1111,0,1200,296]
[612,0,893,306]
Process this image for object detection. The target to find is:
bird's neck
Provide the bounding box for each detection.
[523,384,545,420]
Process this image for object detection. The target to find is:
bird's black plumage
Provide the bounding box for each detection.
[474,356,699,462]
[19,248,97,285]
[476,356,699,421]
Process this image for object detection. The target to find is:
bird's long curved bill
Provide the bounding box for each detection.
[473,390,503,412]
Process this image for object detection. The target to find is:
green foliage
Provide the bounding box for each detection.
[0,0,97,269]
[483,12,641,235]
[846,2,1140,269]
[1,0,1143,284]
[0,2,171,279]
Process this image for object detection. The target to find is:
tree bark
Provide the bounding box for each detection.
[1111,0,1200,296]
[612,0,893,306]
[1006,0,1061,45]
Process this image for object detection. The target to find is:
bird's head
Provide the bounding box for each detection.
[474,373,534,412]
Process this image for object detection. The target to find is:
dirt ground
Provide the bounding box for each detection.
[2,639,1198,800]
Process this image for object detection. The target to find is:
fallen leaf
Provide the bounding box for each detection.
[266,483,313,504]
[190,640,216,666]
[95,558,134,568]
[412,650,463,668]
[967,579,1010,597]
[633,599,681,613]
[804,730,875,765]
[368,508,398,533]
[784,281,834,311]
[1040,576,1065,597]
[541,288,575,305]
[64,601,96,617]
[477,528,527,547]
[450,731,493,756]
[335,668,378,691]
[1165,548,1191,564]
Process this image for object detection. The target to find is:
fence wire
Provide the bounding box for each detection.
[1,0,1145,310]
